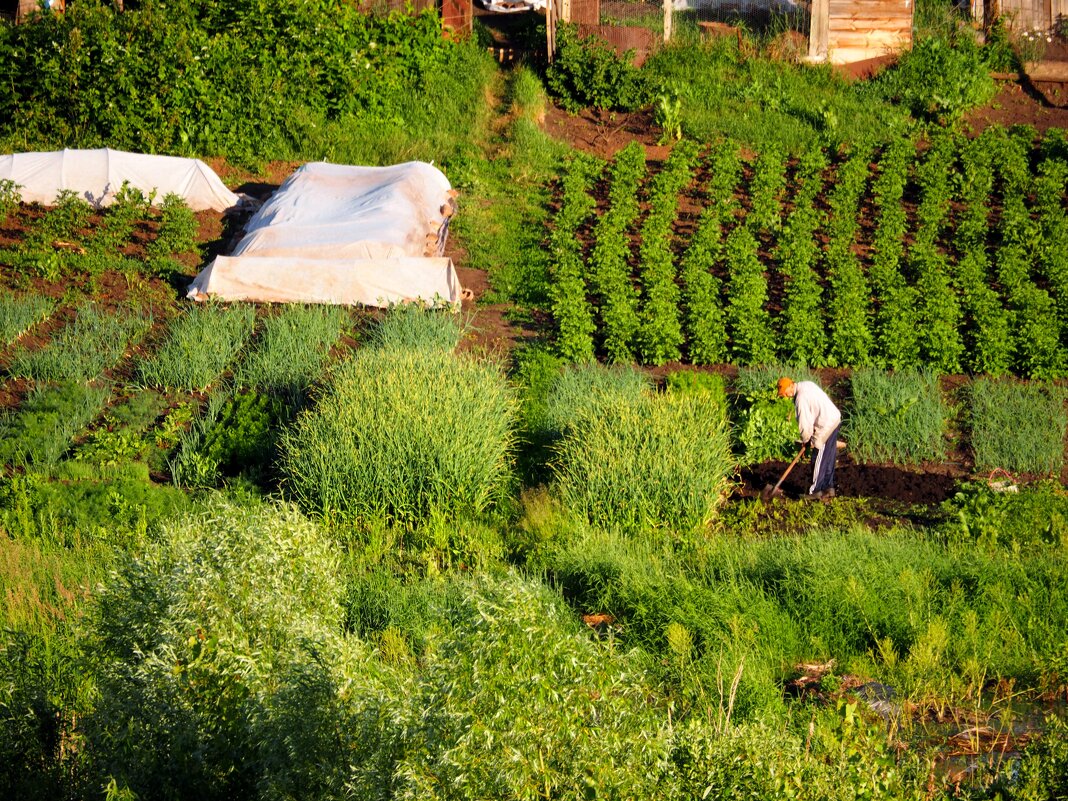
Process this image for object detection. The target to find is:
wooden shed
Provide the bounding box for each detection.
[971,0,1068,30]
[808,0,913,65]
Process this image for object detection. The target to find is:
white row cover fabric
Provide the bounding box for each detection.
[188,161,463,308]
[0,148,241,211]
[189,255,462,307]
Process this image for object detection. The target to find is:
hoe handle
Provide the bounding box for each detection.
[772,445,807,493]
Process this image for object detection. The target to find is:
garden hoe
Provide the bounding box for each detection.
[761,444,806,502]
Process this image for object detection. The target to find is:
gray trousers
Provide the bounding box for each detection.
[809,425,840,494]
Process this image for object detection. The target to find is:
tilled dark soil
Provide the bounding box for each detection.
[739,458,963,505]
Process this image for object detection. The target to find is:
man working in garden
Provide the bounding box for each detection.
[777,377,841,501]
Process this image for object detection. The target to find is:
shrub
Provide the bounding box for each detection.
[969,378,1067,475]
[846,369,947,465]
[545,23,650,112]
[553,390,733,532]
[86,499,346,801]
[281,345,515,527]
[872,34,996,121]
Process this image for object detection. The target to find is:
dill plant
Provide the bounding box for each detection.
[0,382,110,468]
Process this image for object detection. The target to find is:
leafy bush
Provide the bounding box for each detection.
[198,391,291,479]
[664,369,728,411]
[86,499,345,800]
[0,1,462,165]
[545,23,650,112]
[969,378,1067,475]
[553,390,733,532]
[733,365,820,464]
[846,369,947,465]
[282,343,515,527]
[871,34,996,121]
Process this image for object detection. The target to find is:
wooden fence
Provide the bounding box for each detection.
[972,0,1068,31]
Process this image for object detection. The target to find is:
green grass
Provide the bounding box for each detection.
[235,305,347,395]
[0,294,53,347]
[543,362,650,439]
[8,304,151,382]
[846,369,948,465]
[970,377,1067,475]
[0,382,110,468]
[138,304,255,391]
[368,303,464,353]
[644,35,910,152]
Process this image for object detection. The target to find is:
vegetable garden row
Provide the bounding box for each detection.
[550,126,1068,378]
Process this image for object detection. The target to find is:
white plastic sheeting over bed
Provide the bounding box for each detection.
[187,161,463,308]
[0,148,241,211]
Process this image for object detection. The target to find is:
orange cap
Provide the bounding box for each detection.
[776,377,794,397]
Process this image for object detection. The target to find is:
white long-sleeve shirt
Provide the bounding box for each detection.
[793,381,841,449]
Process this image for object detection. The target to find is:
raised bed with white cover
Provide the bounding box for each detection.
[188,161,463,308]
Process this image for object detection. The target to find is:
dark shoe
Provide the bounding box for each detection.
[802,492,822,502]
[821,488,836,503]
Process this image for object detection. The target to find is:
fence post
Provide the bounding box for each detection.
[664,0,673,43]
[808,0,829,61]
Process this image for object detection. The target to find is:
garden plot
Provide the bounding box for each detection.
[547,127,1068,378]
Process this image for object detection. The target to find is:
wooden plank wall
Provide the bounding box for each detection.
[991,0,1068,30]
[817,0,912,65]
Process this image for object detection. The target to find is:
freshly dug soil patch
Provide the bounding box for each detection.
[739,459,961,505]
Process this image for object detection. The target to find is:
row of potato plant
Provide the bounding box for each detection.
[548,130,1068,376]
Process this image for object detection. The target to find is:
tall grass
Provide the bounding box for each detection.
[8,304,150,382]
[368,303,464,352]
[0,382,110,468]
[846,369,948,465]
[138,303,255,391]
[281,344,516,527]
[970,377,1067,475]
[0,294,53,347]
[542,361,650,438]
[235,305,346,395]
[553,390,733,532]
